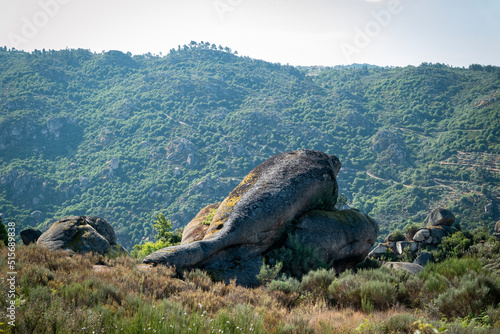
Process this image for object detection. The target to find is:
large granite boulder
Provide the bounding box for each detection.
[20,228,42,245]
[37,216,116,254]
[290,209,379,272]
[424,208,455,226]
[144,150,343,283]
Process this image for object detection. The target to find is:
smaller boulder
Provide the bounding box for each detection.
[424,208,455,226]
[396,241,417,254]
[413,228,430,242]
[85,216,116,245]
[368,243,389,258]
[20,228,42,245]
[494,221,500,240]
[37,216,113,254]
[384,262,424,275]
[413,251,432,267]
[429,226,446,242]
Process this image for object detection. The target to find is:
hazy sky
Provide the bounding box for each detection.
[1,0,499,67]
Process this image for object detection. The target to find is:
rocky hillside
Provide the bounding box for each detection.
[0,44,499,248]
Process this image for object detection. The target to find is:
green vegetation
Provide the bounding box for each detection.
[201,208,217,226]
[0,45,499,249]
[266,233,334,278]
[131,213,182,258]
[0,217,8,246]
[2,235,499,333]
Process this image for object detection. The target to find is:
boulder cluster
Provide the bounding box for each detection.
[369,208,457,267]
[144,150,379,286]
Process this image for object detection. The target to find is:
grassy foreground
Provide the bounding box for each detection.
[1,242,499,333]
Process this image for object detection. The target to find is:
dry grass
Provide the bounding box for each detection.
[1,244,499,333]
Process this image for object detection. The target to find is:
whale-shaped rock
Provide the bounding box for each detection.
[144,150,341,277]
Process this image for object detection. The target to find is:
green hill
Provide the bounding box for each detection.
[1,44,499,249]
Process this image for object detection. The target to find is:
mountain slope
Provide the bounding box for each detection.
[1,45,499,248]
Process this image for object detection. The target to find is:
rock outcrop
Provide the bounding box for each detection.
[424,208,455,226]
[368,208,457,264]
[144,150,378,286]
[37,216,117,254]
[166,138,197,166]
[371,128,409,166]
[20,228,42,245]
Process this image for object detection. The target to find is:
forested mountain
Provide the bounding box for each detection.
[1,44,499,249]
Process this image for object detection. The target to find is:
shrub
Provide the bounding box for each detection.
[431,231,473,262]
[424,274,449,294]
[300,268,336,295]
[468,240,500,277]
[256,260,282,285]
[376,313,420,333]
[20,265,55,287]
[433,272,500,318]
[131,214,182,258]
[266,234,333,278]
[328,267,408,311]
[268,276,301,294]
[400,245,416,263]
[131,240,170,258]
[420,257,482,281]
[404,223,421,241]
[361,295,375,314]
[390,229,406,242]
[153,213,182,244]
[355,257,382,270]
[183,268,213,291]
[359,280,396,310]
[0,217,8,247]
[472,226,492,244]
[403,276,425,308]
